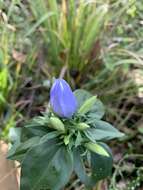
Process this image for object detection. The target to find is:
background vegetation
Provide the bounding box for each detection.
[0,0,143,189]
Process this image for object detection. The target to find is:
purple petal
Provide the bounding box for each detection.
[50,79,77,118]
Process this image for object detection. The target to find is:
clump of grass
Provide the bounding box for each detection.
[27,0,109,74]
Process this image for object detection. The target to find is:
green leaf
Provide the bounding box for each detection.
[74,144,113,187]
[87,100,105,120]
[0,67,8,90]
[90,143,113,182]
[7,142,21,161]
[85,142,109,157]
[74,89,91,109]
[9,127,22,143]
[7,131,59,162]
[25,12,55,37]
[138,126,143,134]
[73,148,96,188]
[40,131,59,143]
[78,96,97,114]
[20,141,73,190]
[21,121,50,140]
[7,136,40,162]
[7,128,22,161]
[74,89,105,119]
[75,132,83,147]
[85,120,124,141]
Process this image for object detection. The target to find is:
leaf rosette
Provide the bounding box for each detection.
[7,79,124,190]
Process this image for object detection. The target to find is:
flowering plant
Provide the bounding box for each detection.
[7,79,124,190]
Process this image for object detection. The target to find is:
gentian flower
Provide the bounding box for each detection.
[50,78,77,118]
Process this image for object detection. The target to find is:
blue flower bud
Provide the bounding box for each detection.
[50,79,77,118]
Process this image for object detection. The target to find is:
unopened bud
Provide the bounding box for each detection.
[85,142,109,157]
[77,122,90,130]
[49,116,65,133]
